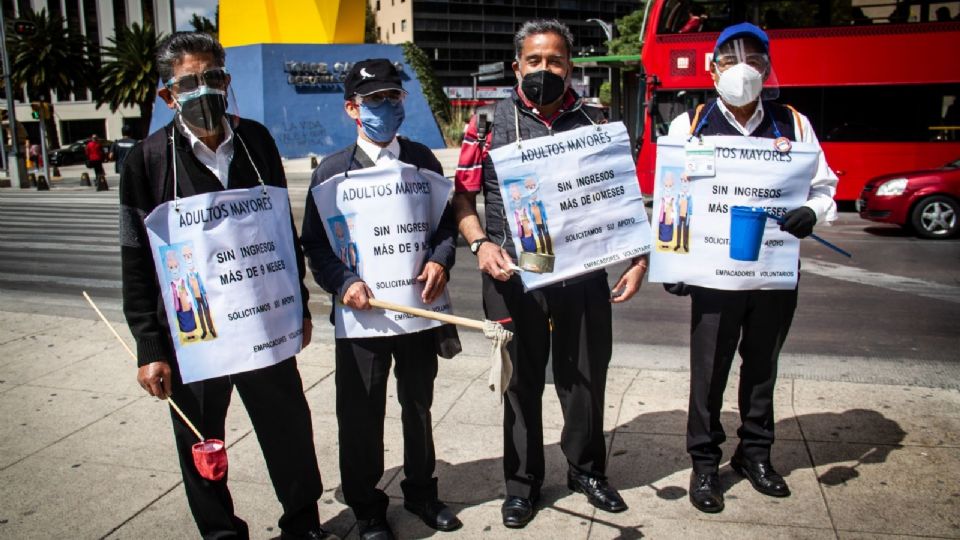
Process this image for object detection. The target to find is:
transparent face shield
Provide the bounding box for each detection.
[712,38,780,102]
[165,67,242,137]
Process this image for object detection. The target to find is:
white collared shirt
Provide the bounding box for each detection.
[668,100,838,223]
[356,135,400,165]
[179,116,235,188]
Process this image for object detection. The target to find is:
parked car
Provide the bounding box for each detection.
[49,138,112,167]
[857,158,960,239]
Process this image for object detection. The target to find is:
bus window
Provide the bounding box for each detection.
[777,84,960,142]
[650,90,712,140]
[659,0,733,33]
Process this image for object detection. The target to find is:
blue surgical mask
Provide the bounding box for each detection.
[358,101,405,143]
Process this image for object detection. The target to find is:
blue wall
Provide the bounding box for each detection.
[149,44,446,158]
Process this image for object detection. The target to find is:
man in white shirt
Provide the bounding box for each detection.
[662,22,838,514]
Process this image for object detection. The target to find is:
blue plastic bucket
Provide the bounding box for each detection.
[729,206,767,261]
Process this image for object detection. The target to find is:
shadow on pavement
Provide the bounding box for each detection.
[316,407,904,539]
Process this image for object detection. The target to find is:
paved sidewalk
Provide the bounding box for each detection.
[0,308,958,539]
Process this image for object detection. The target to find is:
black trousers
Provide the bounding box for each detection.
[687,286,798,473]
[169,357,323,539]
[482,272,612,500]
[335,330,439,520]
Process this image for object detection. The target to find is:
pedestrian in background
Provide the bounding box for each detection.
[85,134,106,179]
[109,124,139,174]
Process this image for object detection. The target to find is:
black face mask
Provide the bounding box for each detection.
[520,70,566,107]
[179,92,227,133]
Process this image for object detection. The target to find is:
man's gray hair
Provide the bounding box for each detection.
[157,32,225,84]
[514,19,574,59]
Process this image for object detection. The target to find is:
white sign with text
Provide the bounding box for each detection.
[144,185,304,383]
[311,161,454,338]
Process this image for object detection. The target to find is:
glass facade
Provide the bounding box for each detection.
[410,0,639,86]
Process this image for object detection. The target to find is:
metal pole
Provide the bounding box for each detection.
[0,7,27,188]
[39,106,51,182]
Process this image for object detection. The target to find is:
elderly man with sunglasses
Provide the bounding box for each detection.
[300,59,461,540]
[664,22,837,514]
[119,32,336,540]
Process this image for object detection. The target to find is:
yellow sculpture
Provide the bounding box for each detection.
[220,0,365,47]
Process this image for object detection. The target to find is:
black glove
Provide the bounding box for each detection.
[663,282,691,296]
[780,207,817,238]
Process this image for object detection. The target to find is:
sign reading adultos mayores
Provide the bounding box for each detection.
[648,135,819,290]
[488,121,652,291]
[144,185,304,383]
[311,161,454,338]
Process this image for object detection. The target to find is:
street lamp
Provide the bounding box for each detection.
[586,18,613,42]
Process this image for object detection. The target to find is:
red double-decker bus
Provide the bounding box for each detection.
[635,0,960,201]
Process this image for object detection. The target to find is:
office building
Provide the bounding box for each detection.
[2,0,175,146]
[370,0,640,89]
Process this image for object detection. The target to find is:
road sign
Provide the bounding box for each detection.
[478,62,504,75]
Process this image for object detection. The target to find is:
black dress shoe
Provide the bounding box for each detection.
[357,517,395,540]
[404,500,463,531]
[567,470,628,512]
[501,496,535,528]
[689,471,724,513]
[731,453,791,497]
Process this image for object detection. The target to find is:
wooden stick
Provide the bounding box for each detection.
[367,298,486,331]
[82,290,204,441]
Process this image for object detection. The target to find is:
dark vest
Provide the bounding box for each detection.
[482,92,605,258]
[687,99,797,140]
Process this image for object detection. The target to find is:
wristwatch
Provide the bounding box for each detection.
[469,237,490,255]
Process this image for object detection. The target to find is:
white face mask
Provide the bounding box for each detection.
[715,63,763,107]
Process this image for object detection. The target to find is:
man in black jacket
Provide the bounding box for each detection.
[119,32,333,540]
[453,20,647,529]
[300,59,461,540]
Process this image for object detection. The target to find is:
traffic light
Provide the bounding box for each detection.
[29,102,51,120]
[12,20,37,37]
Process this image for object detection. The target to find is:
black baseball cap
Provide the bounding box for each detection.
[343,59,403,99]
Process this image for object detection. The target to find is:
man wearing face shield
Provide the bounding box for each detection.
[300,59,462,540]
[453,19,646,529]
[664,23,838,514]
[118,32,335,539]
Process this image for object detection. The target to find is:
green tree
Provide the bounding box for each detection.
[365,1,378,43]
[96,22,163,138]
[607,8,646,56]
[189,7,218,40]
[7,8,93,148]
[400,42,450,124]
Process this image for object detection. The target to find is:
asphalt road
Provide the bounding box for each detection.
[1,175,957,386]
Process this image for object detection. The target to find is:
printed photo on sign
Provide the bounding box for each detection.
[655,167,694,255]
[504,176,556,272]
[328,213,360,274]
[159,242,218,345]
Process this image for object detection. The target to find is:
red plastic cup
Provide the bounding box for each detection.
[192,439,227,481]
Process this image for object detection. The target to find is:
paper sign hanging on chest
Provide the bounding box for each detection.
[487,121,652,290]
[648,135,819,290]
[311,161,455,338]
[144,185,305,383]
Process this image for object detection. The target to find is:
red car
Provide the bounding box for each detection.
[857,158,960,239]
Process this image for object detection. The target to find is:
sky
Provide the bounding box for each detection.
[174,0,218,31]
